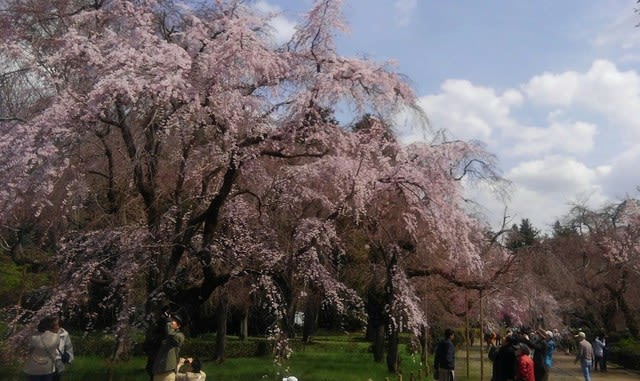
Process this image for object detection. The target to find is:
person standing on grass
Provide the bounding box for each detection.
[52,317,74,381]
[574,332,594,381]
[434,328,455,381]
[23,317,60,381]
[153,315,185,381]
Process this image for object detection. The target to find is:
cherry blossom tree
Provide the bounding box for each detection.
[0,0,415,348]
[528,195,640,340]
[566,198,640,336]
[0,0,506,366]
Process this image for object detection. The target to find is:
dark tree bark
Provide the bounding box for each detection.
[239,307,249,341]
[366,287,386,363]
[214,295,229,362]
[605,270,639,338]
[373,323,385,363]
[302,294,321,344]
[386,326,399,373]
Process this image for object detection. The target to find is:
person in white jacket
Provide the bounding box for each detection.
[23,317,60,381]
[176,357,206,381]
[52,317,74,381]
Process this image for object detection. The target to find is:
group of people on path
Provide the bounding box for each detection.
[435,327,608,381]
[574,331,607,381]
[487,328,556,381]
[23,312,205,381]
[434,327,556,381]
[22,316,74,381]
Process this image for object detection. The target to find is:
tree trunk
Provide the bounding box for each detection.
[302,294,320,344]
[214,296,229,362]
[239,307,249,341]
[616,292,639,337]
[479,289,485,381]
[421,324,430,378]
[284,300,297,339]
[601,301,617,333]
[113,332,130,361]
[606,271,639,338]
[386,326,399,373]
[373,322,385,363]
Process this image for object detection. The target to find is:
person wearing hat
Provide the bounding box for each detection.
[542,330,556,375]
[153,315,185,381]
[574,331,594,381]
[522,329,549,381]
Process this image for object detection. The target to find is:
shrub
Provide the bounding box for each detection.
[607,337,640,370]
[74,334,117,357]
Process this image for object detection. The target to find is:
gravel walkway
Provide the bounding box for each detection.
[551,352,640,381]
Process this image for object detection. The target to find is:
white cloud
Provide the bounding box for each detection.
[417,79,521,143]
[524,60,640,138]
[253,1,298,45]
[407,59,639,232]
[504,120,597,157]
[394,0,417,27]
[601,144,640,197]
[507,155,603,194]
[521,71,579,106]
[467,156,610,232]
[505,156,610,227]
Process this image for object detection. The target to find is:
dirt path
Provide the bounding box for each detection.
[551,352,640,380]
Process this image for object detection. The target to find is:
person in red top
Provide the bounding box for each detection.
[516,343,535,381]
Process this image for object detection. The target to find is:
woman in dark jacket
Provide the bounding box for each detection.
[434,329,455,381]
[493,335,518,381]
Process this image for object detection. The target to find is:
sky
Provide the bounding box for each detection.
[254,0,640,233]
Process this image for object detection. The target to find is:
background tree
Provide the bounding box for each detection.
[505,218,539,252]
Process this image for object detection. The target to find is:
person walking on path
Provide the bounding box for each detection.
[434,328,455,381]
[152,314,185,381]
[574,331,594,381]
[593,334,606,372]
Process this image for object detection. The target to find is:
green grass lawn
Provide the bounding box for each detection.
[2,334,585,381]
[1,353,426,381]
[1,344,587,381]
[1,335,428,381]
